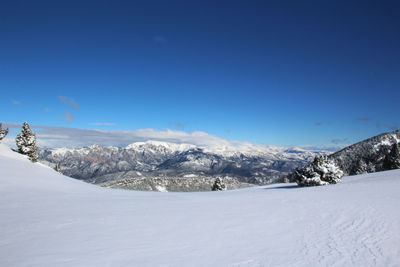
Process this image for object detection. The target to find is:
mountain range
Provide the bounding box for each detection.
[39,130,400,191]
[38,141,325,191]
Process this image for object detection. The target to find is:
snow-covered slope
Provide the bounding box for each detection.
[1,144,400,266]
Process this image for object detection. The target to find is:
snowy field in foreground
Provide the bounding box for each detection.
[1,144,399,266]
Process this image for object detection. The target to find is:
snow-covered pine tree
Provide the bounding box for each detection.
[211,177,226,191]
[293,155,343,186]
[16,122,38,162]
[383,143,400,170]
[0,123,9,141]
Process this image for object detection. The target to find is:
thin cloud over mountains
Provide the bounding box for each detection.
[2,123,245,149]
[1,123,336,154]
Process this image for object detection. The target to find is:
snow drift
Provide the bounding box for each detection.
[1,144,399,266]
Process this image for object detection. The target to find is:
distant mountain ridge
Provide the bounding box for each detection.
[38,141,326,191]
[290,130,400,183]
[329,130,400,175]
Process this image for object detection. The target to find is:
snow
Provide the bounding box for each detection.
[123,139,326,159]
[51,147,73,156]
[183,174,197,178]
[374,134,400,150]
[155,185,168,192]
[1,143,400,266]
[126,140,196,153]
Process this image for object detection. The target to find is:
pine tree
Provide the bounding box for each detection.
[0,123,9,141]
[16,122,38,162]
[293,155,343,186]
[211,177,226,191]
[383,143,400,170]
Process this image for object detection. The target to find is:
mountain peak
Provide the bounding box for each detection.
[125,140,196,153]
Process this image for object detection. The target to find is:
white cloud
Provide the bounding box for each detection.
[12,100,21,105]
[1,123,277,155]
[2,123,334,154]
[1,123,234,148]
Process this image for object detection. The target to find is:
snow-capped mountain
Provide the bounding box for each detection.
[290,129,400,181]
[38,140,325,191]
[126,140,196,154]
[329,129,400,175]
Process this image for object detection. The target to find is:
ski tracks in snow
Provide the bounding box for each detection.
[300,206,390,266]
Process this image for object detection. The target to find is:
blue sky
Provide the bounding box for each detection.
[1,0,399,147]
